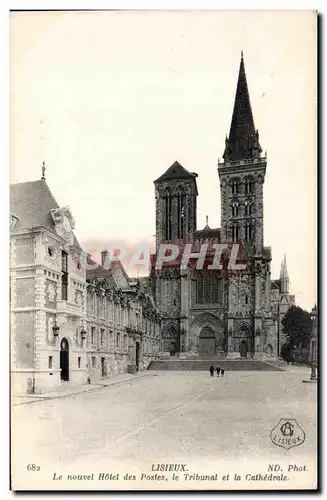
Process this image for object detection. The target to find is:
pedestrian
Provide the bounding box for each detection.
[216,366,221,377]
[221,368,225,377]
[209,365,214,377]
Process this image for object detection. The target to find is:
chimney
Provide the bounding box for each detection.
[101,250,108,267]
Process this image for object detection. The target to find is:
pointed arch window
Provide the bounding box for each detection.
[244,201,252,216]
[177,188,185,240]
[231,180,239,195]
[231,201,239,217]
[232,224,239,243]
[164,191,172,241]
[245,178,255,195]
[244,222,254,242]
[196,271,221,305]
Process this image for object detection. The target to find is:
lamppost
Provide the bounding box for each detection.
[52,318,60,341]
[309,305,317,381]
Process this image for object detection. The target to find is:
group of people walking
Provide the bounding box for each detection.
[209,365,225,377]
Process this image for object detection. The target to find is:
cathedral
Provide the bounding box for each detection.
[151,54,294,359]
[10,53,295,395]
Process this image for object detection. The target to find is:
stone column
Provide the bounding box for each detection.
[254,314,263,356]
[255,269,261,313]
[139,338,144,369]
[180,270,189,351]
[227,315,234,355]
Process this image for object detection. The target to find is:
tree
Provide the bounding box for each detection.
[281,305,312,350]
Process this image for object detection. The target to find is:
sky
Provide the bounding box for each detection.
[10,10,317,311]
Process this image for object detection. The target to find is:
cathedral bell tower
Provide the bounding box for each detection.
[154,161,198,250]
[218,52,267,254]
[218,53,270,358]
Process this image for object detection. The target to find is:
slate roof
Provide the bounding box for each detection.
[271,279,281,291]
[154,161,198,184]
[86,258,131,291]
[223,54,262,162]
[10,179,81,248]
[194,228,221,240]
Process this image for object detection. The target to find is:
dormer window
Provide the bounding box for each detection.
[10,213,19,230]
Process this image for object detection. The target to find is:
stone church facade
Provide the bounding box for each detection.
[151,54,295,359]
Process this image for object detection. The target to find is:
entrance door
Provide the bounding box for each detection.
[169,341,176,356]
[199,338,215,356]
[101,357,106,377]
[60,338,69,381]
[240,340,248,358]
[199,326,215,356]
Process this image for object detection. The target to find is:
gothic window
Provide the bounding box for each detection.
[244,201,252,216]
[231,201,239,217]
[196,272,204,304]
[196,272,221,304]
[232,225,239,243]
[245,178,255,194]
[177,189,185,239]
[231,179,239,195]
[165,192,172,241]
[245,223,254,242]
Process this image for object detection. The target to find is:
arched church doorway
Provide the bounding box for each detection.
[162,325,180,356]
[60,338,69,381]
[264,343,273,356]
[199,326,215,356]
[240,340,248,358]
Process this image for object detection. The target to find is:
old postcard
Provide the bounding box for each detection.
[10,9,318,491]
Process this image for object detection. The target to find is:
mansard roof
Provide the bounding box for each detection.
[10,179,81,248]
[154,161,198,184]
[223,53,262,162]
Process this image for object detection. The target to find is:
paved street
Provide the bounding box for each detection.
[12,367,317,490]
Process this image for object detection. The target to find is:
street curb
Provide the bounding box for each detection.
[12,373,155,407]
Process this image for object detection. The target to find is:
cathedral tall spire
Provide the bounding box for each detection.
[280,254,289,293]
[223,53,262,162]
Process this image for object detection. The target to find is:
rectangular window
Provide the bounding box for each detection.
[124,334,127,350]
[48,356,53,369]
[61,251,68,301]
[117,333,120,349]
[78,357,81,368]
[100,328,104,348]
[91,326,95,345]
[92,356,96,368]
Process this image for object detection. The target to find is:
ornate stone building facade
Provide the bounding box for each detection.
[10,181,161,395]
[151,54,295,359]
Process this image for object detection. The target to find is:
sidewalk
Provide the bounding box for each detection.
[12,371,155,407]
